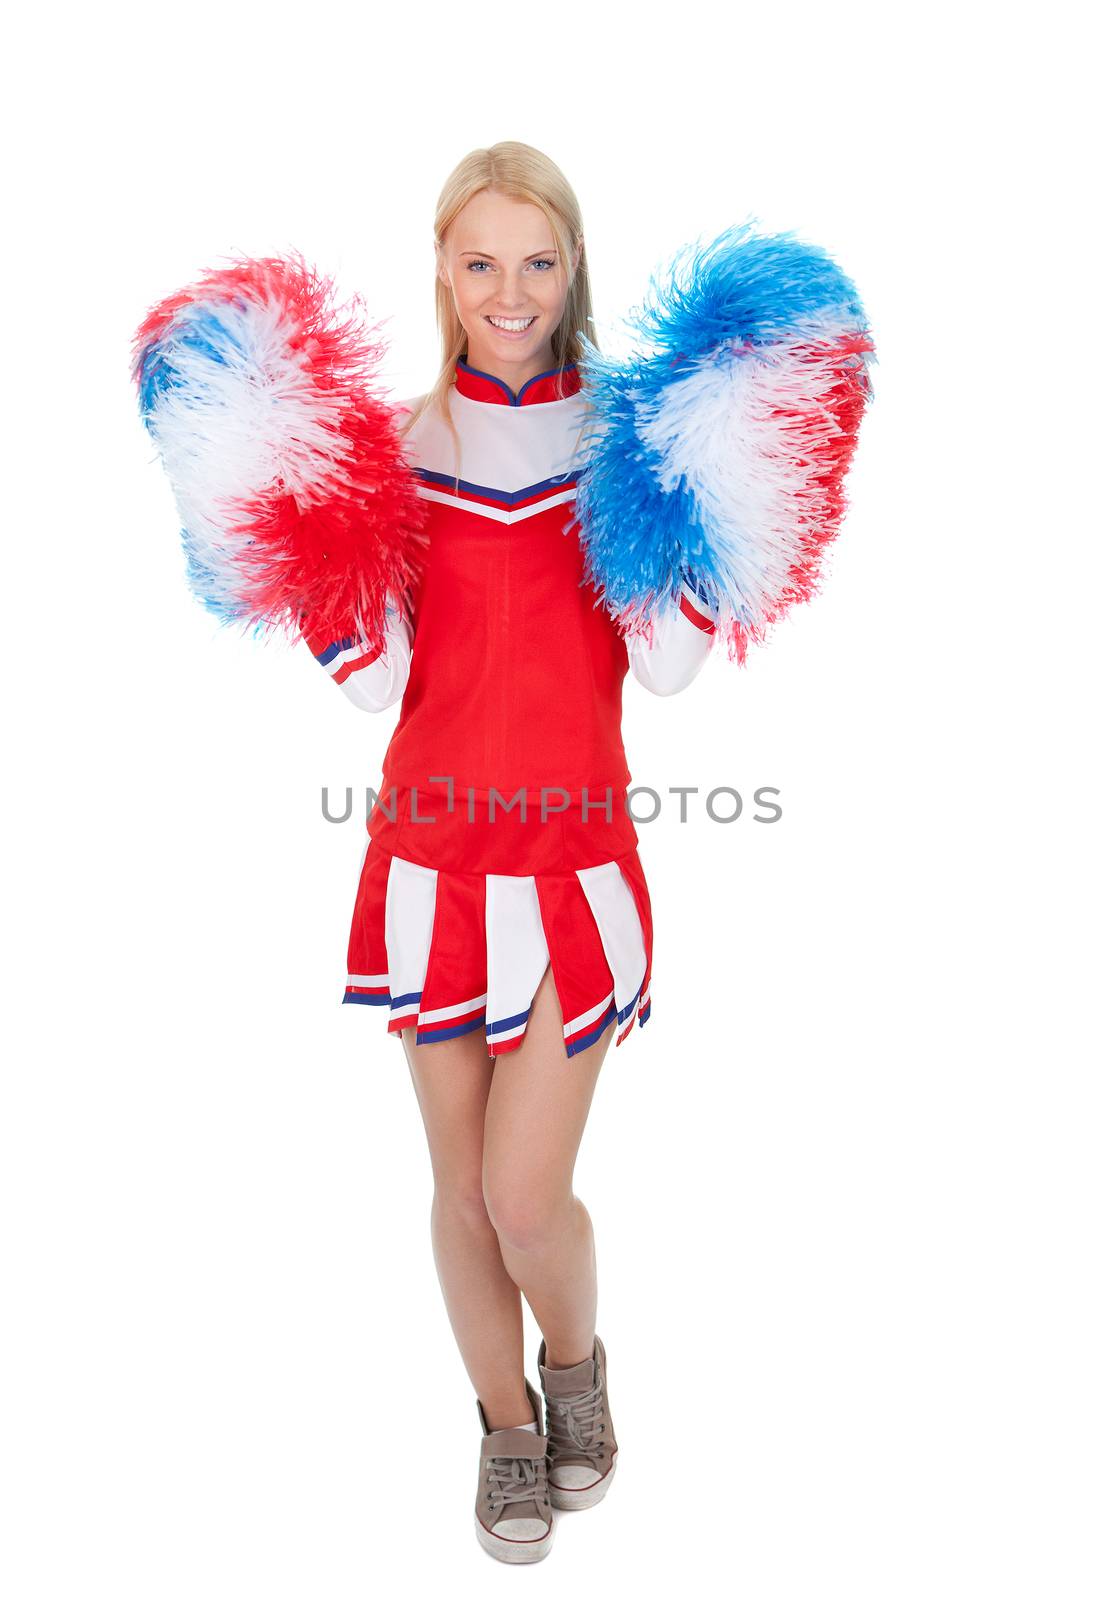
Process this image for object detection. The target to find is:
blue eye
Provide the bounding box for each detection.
[466,258,557,272]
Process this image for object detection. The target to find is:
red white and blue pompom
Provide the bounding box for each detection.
[131,252,427,649]
[570,221,877,662]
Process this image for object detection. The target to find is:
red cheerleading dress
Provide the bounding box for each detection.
[305,356,718,1059]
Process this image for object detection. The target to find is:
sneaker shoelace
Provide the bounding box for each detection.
[545,1378,606,1460]
[486,1454,547,1512]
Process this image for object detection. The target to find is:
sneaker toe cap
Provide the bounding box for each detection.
[492,1515,551,1540]
[549,1464,602,1489]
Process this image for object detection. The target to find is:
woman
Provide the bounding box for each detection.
[304,142,717,1564]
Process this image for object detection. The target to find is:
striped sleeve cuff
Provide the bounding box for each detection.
[312,634,384,684]
[678,575,717,633]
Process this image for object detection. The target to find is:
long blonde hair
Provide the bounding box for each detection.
[400,142,600,470]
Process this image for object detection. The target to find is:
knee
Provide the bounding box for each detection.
[482,1170,570,1254]
[432,1175,494,1234]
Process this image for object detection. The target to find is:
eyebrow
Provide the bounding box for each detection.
[458,249,557,259]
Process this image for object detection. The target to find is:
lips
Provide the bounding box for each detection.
[485,315,538,337]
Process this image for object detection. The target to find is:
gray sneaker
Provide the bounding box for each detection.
[537,1334,618,1510]
[474,1379,555,1563]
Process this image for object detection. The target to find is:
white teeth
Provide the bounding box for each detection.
[488,316,534,331]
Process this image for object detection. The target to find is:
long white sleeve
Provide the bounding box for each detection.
[626,577,718,696]
[305,597,414,712]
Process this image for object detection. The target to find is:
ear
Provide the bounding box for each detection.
[435,241,450,289]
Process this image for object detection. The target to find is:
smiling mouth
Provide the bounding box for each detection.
[485,315,538,332]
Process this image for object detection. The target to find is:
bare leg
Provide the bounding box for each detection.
[401,1027,534,1430]
[482,965,616,1369]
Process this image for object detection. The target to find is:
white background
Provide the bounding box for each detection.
[4,2,1091,1595]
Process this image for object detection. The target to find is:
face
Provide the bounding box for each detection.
[437,188,578,385]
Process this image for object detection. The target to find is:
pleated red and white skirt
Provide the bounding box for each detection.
[342,837,654,1059]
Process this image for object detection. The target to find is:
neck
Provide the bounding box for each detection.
[454,356,581,408]
[461,339,559,397]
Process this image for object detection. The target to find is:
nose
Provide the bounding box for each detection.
[492,268,533,311]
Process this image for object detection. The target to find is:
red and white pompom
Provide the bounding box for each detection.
[132,252,427,649]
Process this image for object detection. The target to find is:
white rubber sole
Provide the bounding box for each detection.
[475,1514,555,1564]
[548,1458,617,1511]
